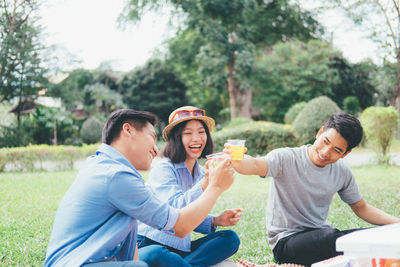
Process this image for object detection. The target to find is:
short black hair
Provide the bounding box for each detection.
[102,109,158,145]
[323,111,363,151]
[162,120,214,163]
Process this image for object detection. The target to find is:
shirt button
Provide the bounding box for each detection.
[117,243,121,247]
[104,257,108,259]
[89,259,93,262]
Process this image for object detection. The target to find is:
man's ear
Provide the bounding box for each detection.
[316,126,324,138]
[122,123,135,137]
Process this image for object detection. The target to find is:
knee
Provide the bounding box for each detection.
[139,244,170,263]
[318,228,340,242]
[220,230,241,253]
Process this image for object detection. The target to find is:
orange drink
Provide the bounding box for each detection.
[227,139,246,160]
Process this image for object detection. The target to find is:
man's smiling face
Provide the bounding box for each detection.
[308,127,351,167]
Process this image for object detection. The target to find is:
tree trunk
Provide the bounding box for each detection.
[238,89,252,118]
[227,57,252,120]
[390,52,400,114]
[227,59,238,120]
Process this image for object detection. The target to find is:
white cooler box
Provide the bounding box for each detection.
[336,222,400,258]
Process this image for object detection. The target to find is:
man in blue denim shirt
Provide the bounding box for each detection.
[44,109,234,267]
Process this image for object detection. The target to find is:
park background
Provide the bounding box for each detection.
[1,0,400,265]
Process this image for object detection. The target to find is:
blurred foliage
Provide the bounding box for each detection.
[0,144,98,172]
[117,59,188,131]
[121,0,324,119]
[343,96,360,115]
[47,68,94,109]
[31,106,79,145]
[212,120,298,156]
[292,96,340,145]
[361,106,399,162]
[80,116,104,144]
[166,29,229,123]
[253,40,340,122]
[0,118,35,148]
[0,0,47,121]
[371,61,396,106]
[329,58,376,110]
[284,102,307,124]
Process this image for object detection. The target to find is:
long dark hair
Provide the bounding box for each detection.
[163,120,214,163]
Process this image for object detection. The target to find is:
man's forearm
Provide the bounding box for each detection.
[233,155,268,176]
[173,186,223,238]
[352,200,400,225]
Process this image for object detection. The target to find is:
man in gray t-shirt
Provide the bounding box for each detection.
[227,112,400,266]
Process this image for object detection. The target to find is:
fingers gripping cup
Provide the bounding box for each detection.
[206,152,231,168]
[227,139,246,160]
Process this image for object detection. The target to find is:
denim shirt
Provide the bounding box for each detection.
[138,158,214,252]
[44,144,179,267]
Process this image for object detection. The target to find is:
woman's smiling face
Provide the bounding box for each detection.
[181,120,208,161]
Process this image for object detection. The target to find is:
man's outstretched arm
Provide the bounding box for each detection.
[350,198,400,225]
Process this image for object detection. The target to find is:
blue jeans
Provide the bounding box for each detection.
[137,230,240,267]
[82,260,148,267]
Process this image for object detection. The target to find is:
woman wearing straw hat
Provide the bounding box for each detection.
[137,106,242,267]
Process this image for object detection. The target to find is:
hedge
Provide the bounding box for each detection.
[292,96,340,145]
[212,121,298,156]
[0,144,98,172]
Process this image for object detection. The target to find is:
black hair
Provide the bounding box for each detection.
[162,120,214,163]
[323,111,363,151]
[102,109,158,145]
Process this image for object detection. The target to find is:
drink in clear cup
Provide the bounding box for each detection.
[227,139,246,160]
[206,152,231,168]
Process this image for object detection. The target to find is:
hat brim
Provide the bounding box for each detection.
[162,116,215,141]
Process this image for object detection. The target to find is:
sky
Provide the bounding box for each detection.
[38,0,381,72]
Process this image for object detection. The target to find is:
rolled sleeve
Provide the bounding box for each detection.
[163,206,179,234]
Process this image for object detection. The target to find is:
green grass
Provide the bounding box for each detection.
[1,165,399,266]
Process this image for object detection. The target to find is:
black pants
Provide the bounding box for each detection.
[273,227,367,267]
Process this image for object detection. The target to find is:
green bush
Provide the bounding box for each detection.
[212,121,298,156]
[0,144,98,172]
[220,117,254,129]
[284,102,307,124]
[292,96,340,145]
[81,116,104,144]
[343,96,360,115]
[361,106,399,161]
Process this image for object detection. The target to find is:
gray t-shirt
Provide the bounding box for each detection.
[264,145,362,250]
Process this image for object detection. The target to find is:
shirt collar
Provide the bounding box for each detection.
[173,160,204,180]
[96,143,141,176]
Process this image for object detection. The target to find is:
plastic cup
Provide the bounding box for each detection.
[227,139,246,160]
[206,152,231,168]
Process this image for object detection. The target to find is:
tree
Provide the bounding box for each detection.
[48,68,94,109]
[120,0,323,120]
[361,106,399,163]
[329,57,376,110]
[253,39,340,122]
[333,0,400,113]
[117,59,188,128]
[166,29,229,122]
[0,0,47,125]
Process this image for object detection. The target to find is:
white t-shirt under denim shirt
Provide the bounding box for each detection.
[262,145,362,250]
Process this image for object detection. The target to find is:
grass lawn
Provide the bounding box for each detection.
[1,165,399,266]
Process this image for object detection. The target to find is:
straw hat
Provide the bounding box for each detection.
[162,106,215,141]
